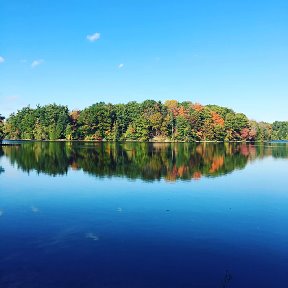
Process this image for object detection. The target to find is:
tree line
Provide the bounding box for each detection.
[1,100,288,142]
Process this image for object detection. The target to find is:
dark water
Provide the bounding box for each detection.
[0,141,288,288]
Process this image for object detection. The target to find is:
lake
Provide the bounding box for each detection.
[0,141,288,287]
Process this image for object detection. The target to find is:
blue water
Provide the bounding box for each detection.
[0,142,288,287]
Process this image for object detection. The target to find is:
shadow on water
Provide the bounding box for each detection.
[2,141,288,181]
[221,270,232,288]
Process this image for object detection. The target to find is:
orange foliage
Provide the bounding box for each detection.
[177,165,186,177]
[192,171,202,180]
[165,165,178,181]
[70,161,79,170]
[192,103,204,112]
[211,112,225,126]
[178,106,186,117]
[165,165,187,181]
[209,156,224,173]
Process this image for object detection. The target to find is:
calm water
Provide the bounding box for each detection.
[0,141,288,288]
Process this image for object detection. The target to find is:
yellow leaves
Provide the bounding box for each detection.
[164,100,178,109]
[196,145,204,155]
[149,112,163,126]
[164,100,179,117]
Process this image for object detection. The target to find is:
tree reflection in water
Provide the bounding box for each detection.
[2,142,288,181]
[0,146,4,174]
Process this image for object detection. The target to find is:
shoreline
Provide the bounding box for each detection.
[2,139,287,144]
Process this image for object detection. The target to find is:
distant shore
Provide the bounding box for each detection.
[2,139,288,144]
[2,101,288,143]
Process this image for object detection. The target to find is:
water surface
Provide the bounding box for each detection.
[0,142,288,287]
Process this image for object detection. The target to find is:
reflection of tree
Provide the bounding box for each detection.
[0,146,4,174]
[2,142,288,181]
[3,142,72,176]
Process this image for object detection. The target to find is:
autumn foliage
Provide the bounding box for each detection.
[2,100,286,142]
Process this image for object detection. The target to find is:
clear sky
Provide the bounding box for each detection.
[0,0,287,122]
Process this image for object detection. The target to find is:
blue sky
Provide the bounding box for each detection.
[0,0,287,122]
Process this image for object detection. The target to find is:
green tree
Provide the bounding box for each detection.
[175,116,192,141]
[4,100,281,143]
[272,121,288,140]
[0,115,5,143]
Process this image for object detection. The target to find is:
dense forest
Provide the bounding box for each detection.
[2,142,287,180]
[0,115,5,143]
[1,100,288,142]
